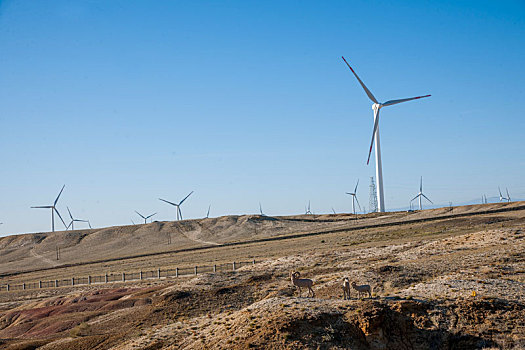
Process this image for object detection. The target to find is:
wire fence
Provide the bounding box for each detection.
[1,260,256,292]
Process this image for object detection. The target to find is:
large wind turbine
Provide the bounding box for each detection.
[342,57,431,212]
[66,207,91,230]
[135,211,157,224]
[411,177,433,210]
[159,191,194,220]
[31,185,67,232]
[345,179,362,215]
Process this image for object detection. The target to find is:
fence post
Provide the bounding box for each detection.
[6,284,9,292]
[140,271,143,280]
[213,264,216,273]
[39,281,42,289]
[233,261,236,271]
[253,259,256,265]
[55,280,58,288]
[72,277,74,286]
[88,276,91,285]
[105,274,108,283]
[23,283,26,290]
[194,266,198,275]
[157,268,161,279]
[122,272,125,282]
[175,267,179,277]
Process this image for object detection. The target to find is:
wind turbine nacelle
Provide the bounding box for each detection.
[372,103,383,111]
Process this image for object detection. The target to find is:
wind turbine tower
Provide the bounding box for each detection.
[342,57,431,212]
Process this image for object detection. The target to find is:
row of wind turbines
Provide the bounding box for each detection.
[345,178,513,215]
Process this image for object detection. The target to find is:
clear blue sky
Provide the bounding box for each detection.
[1,0,524,235]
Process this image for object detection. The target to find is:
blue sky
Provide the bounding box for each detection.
[0,0,524,235]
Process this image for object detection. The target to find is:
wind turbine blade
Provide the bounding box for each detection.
[354,179,359,193]
[259,202,263,215]
[67,207,74,221]
[135,211,146,219]
[382,94,431,107]
[355,196,362,212]
[66,221,72,230]
[506,188,510,200]
[206,205,211,218]
[411,194,420,202]
[146,213,157,219]
[420,176,423,192]
[422,194,433,204]
[345,192,353,196]
[159,198,178,206]
[54,185,65,206]
[88,220,92,229]
[178,207,183,220]
[341,56,378,104]
[31,206,53,209]
[179,191,194,205]
[54,208,68,228]
[367,108,380,165]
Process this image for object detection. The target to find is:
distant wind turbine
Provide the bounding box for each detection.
[331,207,336,214]
[159,191,194,220]
[135,211,157,224]
[410,177,433,210]
[31,185,67,232]
[66,207,91,230]
[259,202,266,216]
[345,179,362,215]
[498,187,510,202]
[305,201,312,215]
[342,56,431,212]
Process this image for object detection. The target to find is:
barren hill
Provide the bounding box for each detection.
[0,202,524,349]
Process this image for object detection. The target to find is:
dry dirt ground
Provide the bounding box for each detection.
[0,202,524,349]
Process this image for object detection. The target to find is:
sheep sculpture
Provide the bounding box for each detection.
[342,277,351,300]
[351,281,372,298]
[290,271,315,298]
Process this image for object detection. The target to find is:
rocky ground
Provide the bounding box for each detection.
[0,205,524,349]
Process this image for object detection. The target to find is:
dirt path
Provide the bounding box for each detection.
[30,249,59,268]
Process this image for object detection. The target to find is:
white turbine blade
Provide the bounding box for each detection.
[354,196,362,212]
[422,194,433,204]
[135,211,146,219]
[506,188,510,200]
[354,179,359,194]
[179,191,194,205]
[159,198,178,206]
[420,176,423,192]
[345,192,354,196]
[206,204,211,218]
[54,185,65,206]
[88,220,92,229]
[342,56,378,104]
[382,94,431,107]
[66,221,72,230]
[411,194,420,202]
[146,213,157,219]
[54,208,68,228]
[32,206,53,209]
[178,207,183,220]
[367,108,380,165]
[67,207,74,221]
